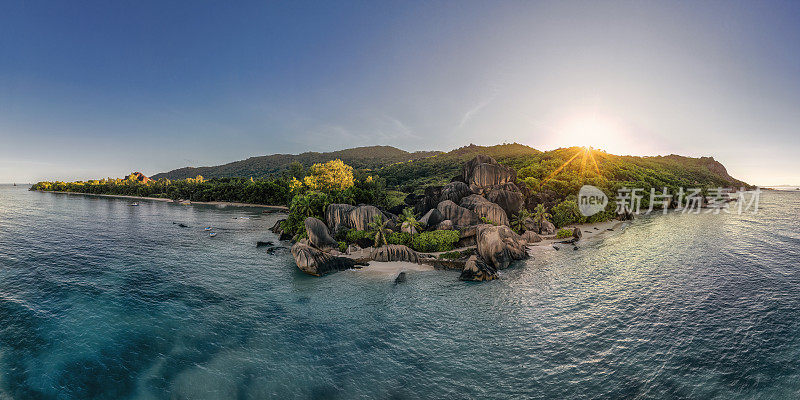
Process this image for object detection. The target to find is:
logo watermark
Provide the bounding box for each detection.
[578,185,608,217]
[578,186,761,216]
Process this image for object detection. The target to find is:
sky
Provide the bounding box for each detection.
[1,1,799,185]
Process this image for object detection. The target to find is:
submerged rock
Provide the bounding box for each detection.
[291,241,363,276]
[256,241,274,247]
[394,271,407,284]
[459,255,498,282]
[304,217,338,252]
[475,224,528,269]
[370,245,421,263]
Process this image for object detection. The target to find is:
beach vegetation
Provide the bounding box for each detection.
[410,230,460,253]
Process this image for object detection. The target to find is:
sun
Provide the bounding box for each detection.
[553,113,630,154]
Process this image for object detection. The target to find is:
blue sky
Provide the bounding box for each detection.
[1,1,799,185]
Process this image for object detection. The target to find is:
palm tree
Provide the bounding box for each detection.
[398,207,422,233]
[368,215,390,248]
[511,209,533,234]
[532,204,552,234]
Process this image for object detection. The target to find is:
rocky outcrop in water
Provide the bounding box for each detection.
[459,255,498,281]
[370,245,420,263]
[437,200,479,228]
[291,241,363,276]
[476,224,528,269]
[304,217,338,252]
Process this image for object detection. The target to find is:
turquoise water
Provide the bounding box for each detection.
[1,185,799,399]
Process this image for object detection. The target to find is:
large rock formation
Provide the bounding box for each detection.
[436,219,454,231]
[459,194,491,210]
[439,181,473,204]
[459,255,498,281]
[348,205,385,231]
[540,220,556,235]
[472,202,510,226]
[476,224,528,269]
[419,208,445,229]
[304,217,338,252]
[436,200,479,228]
[463,156,516,190]
[325,204,356,232]
[485,189,525,217]
[291,241,362,276]
[521,230,542,243]
[370,245,421,263]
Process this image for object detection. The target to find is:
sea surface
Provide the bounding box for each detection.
[1,185,799,399]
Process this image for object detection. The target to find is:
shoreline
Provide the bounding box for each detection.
[34,190,289,211]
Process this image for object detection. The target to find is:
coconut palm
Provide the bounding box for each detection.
[368,215,390,247]
[532,204,552,234]
[510,209,533,234]
[398,207,422,233]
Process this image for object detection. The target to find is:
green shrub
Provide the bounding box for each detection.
[282,191,331,236]
[479,216,499,225]
[556,228,573,239]
[338,241,348,253]
[551,199,585,228]
[438,251,462,260]
[345,229,373,244]
[410,230,460,253]
[387,232,411,246]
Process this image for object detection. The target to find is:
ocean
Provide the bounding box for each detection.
[1,185,799,399]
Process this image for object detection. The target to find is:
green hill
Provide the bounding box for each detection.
[151,145,441,180]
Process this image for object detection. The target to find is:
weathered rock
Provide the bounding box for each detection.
[485,189,525,217]
[394,271,407,284]
[572,227,582,240]
[419,208,445,229]
[291,242,362,276]
[439,181,473,204]
[436,219,454,230]
[521,231,542,243]
[270,219,286,234]
[437,200,479,227]
[415,185,443,214]
[459,255,498,281]
[401,221,419,235]
[540,219,556,235]
[476,224,528,269]
[472,202,510,226]
[459,194,491,210]
[370,245,420,263]
[464,156,516,189]
[256,241,274,247]
[348,205,385,231]
[325,204,356,232]
[457,225,478,247]
[304,217,338,252]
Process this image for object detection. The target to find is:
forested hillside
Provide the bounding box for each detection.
[151,146,440,180]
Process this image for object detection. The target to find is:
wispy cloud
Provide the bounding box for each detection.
[457,92,498,130]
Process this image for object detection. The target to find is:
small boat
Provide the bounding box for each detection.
[209,232,217,237]
[129,202,139,206]
[204,227,213,231]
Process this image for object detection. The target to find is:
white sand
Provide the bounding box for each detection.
[526,219,626,253]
